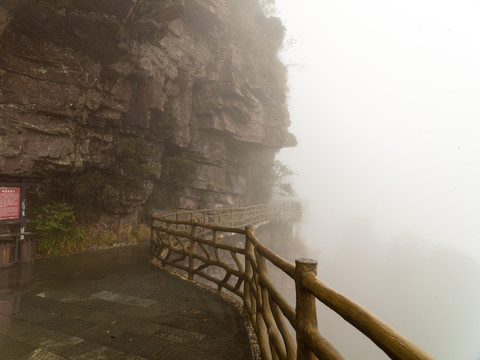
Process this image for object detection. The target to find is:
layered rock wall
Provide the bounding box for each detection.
[0,0,295,233]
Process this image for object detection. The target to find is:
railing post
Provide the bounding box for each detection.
[295,258,318,360]
[189,219,197,281]
[244,226,256,330]
[166,222,172,249]
[244,226,253,310]
[150,216,155,259]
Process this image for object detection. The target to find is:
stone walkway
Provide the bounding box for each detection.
[0,244,252,360]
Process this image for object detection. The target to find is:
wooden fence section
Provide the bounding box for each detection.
[152,202,301,228]
[151,203,434,360]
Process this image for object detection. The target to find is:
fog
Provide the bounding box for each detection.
[275,1,480,359]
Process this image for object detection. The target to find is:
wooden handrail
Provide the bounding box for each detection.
[247,228,295,278]
[0,232,34,239]
[302,274,434,360]
[150,203,434,360]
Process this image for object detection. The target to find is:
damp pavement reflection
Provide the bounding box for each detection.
[0,244,252,360]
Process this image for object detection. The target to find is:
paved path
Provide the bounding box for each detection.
[0,244,252,360]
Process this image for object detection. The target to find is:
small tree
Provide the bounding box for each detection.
[272,160,296,197]
[251,160,296,201]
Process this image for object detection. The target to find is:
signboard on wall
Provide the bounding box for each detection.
[0,187,21,221]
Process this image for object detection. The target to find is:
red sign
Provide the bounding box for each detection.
[0,187,21,221]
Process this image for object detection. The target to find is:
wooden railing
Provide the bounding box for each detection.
[152,202,301,228]
[151,203,434,360]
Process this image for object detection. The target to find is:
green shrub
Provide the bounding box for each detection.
[68,169,120,211]
[142,185,168,221]
[166,152,198,189]
[153,104,177,138]
[148,185,167,209]
[35,202,75,233]
[34,202,88,256]
[101,185,120,208]
[119,138,156,178]
[121,138,152,159]
[251,160,296,201]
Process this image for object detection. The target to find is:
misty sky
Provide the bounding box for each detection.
[276,0,480,261]
[274,1,480,359]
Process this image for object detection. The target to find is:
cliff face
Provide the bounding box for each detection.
[0,0,295,233]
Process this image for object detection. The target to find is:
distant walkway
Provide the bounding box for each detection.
[0,244,252,360]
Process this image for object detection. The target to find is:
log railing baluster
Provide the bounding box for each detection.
[244,229,254,318]
[188,219,197,280]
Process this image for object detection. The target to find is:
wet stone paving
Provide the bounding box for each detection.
[0,244,252,360]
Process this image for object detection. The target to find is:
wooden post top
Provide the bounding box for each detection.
[295,258,318,275]
[296,258,317,266]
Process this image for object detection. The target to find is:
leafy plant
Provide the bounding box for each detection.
[101,185,120,208]
[153,103,177,138]
[272,160,296,197]
[251,160,296,201]
[166,152,198,189]
[35,202,75,233]
[68,169,120,211]
[142,184,169,221]
[119,138,156,178]
[34,202,88,256]
[121,138,151,159]
[148,185,168,208]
